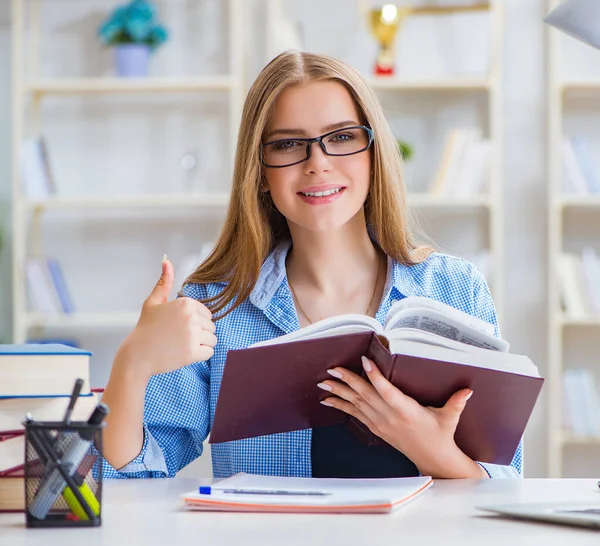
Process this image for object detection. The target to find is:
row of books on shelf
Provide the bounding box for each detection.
[556,248,600,317]
[562,136,600,195]
[26,256,74,314]
[428,127,490,197]
[0,343,98,512]
[562,368,600,437]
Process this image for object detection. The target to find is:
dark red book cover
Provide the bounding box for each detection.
[210,332,544,465]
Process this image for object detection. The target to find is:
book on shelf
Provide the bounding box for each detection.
[0,465,25,513]
[0,392,99,433]
[182,473,433,514]
[20,135,56,198]
[0,344,91,397]
[556,249,600,316]
[430,128,490,197]
[25,256,74,314]
[562,368,600,436]
[210,297,544,465]
[0,433,25,475]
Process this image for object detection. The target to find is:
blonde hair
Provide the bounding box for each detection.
[184,50,433,317]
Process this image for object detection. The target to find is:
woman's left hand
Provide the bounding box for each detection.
[318,356,488,479]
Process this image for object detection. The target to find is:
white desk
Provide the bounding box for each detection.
[0,478,599,545]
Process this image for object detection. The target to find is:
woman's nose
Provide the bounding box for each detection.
[304,141,333,174]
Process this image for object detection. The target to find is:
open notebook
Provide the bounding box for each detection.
[182,473,433,514]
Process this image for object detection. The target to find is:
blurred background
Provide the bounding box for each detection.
[0,0,599,480]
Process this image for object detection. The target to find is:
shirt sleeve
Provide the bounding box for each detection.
[470,265,523,479]
[98,283,212,479]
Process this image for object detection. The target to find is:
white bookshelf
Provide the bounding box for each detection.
[547,0,600,477]
[10,0,245,345]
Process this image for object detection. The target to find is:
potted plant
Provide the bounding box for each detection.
[98,0,168,78]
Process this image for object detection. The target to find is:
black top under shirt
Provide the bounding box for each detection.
[311,423,419,478]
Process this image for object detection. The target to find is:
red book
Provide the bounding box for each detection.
[210,299,544,465]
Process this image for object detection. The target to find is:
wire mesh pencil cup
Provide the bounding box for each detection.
[24,420,104,528]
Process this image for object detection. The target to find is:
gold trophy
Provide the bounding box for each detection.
[369,4,406,76]
[368,3,491,77]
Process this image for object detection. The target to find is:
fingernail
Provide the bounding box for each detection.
[317,382,332,392]
[320,400,334,407]
[327,369,343,379]
[464,390,473,402]
[361,356,372,372]
[162,254,168,263]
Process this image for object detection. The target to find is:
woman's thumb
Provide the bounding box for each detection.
[145,255,175,306]
[441,389,473,425]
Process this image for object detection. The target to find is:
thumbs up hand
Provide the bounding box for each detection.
[117,256,217,379]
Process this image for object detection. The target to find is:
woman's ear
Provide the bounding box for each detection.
[260,180,270,193]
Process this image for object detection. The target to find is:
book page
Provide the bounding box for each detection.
[250,314,382,348]
[385,296,494,335]
[386,328,500,356]
[387,338,539,378]
[384,297,508,352]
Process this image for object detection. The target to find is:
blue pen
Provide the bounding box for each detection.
[199,486,330,496]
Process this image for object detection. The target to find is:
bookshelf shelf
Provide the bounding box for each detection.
[25,312,139,329]
[555,196,600,209]
[561,80,600,93]
[23,193,231,211]
[407,194,491,208]
[366,77,491,91]
[560,432,600,446]
[24,76,235,96]
[559,314,600,327]
[11,0,245,346]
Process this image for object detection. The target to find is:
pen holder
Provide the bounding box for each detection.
[23,420,104,528]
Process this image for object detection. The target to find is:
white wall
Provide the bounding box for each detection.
[1,0,556,477]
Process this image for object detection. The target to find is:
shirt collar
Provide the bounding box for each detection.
[249,240,426,313]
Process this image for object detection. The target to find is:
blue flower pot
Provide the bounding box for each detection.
[114,44,151,77]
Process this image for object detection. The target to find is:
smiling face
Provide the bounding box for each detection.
[262,81,372,234]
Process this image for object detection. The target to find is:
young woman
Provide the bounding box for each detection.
[100,51,521,480]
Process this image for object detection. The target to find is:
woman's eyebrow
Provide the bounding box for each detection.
[264,120,360,140]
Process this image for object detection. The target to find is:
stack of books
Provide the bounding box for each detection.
[0,344,96,512]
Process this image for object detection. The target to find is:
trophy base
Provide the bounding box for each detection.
[374,64,394,76]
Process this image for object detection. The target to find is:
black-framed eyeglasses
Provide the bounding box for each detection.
[261,125,374,168]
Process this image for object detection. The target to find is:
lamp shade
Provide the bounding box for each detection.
[545,0,600,50]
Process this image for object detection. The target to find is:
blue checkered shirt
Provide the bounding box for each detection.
[101,241,522,479]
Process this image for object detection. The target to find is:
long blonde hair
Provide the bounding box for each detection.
[184,50,433,317]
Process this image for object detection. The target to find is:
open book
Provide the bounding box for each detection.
[211,296,544,465]
[182,473,433,514]
[252,295,510,353]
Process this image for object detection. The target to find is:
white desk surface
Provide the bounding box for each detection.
[0,478,599,545]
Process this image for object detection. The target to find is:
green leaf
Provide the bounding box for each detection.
[396,140,413,161]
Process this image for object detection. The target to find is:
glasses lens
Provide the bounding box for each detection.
[262,139,308,167]
[322,127,370,156]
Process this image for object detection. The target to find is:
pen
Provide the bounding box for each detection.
[199,486,331,496]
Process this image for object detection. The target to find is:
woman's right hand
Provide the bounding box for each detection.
[116,257,217,379]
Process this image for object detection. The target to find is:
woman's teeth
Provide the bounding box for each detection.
[300,188,343,197]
